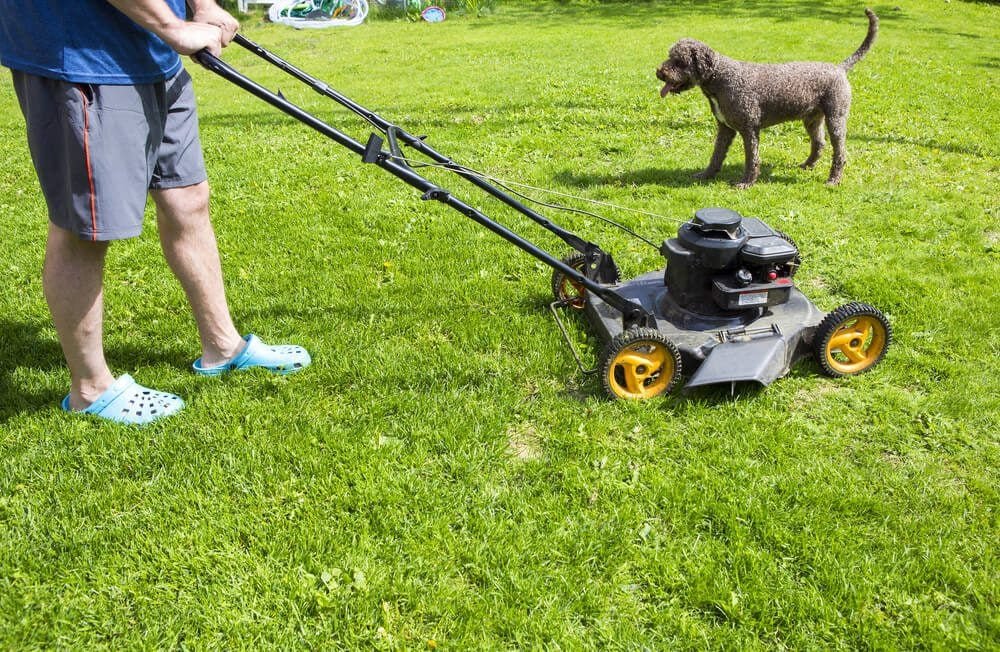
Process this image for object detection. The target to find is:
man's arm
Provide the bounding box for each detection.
[103,0,234,56]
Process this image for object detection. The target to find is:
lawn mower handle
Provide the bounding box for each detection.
[190,46,657,330]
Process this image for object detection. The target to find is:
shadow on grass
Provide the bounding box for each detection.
[855,133,994,158]
[0,319,192,423]
[198,96,664,132]
[0,320,64,421]
[562,366,770,406]
[553,163,797,189]
[682,381,767,403]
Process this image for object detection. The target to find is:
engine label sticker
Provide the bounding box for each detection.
[738,291,769,306]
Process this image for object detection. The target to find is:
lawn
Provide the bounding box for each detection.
[1,0,998,647]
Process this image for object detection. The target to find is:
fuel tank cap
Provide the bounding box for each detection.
[693,207,743,238]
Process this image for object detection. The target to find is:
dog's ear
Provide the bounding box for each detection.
[688,41,717,82]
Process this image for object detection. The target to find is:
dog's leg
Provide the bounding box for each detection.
[694,122,736,180]
[800,112,826,170]
[734,128,760,189]
[825,112,848,185]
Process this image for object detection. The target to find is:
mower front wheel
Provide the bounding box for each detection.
[813,302,891,377]
[600,327,682,400]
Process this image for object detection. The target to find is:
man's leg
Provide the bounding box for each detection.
[43,224,115,410]
[152,181,244,368]
[151,71,310,377]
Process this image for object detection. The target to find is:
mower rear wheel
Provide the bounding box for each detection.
[550,252,619,310]
[814,302,891,377]
[551,252,589,309]
[775,230,802,277]
[601,327,682,400]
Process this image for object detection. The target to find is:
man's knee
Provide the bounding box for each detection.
[46,222,111,256]
[154,181,211,224]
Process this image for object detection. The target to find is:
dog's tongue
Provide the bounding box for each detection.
[660,83,671,98]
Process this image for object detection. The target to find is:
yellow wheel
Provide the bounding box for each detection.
[550,252,620,311]
[600,327,682,400]
[814,302,891,377]
[551,252,589,310]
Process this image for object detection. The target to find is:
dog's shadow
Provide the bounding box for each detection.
[553,163,795,189]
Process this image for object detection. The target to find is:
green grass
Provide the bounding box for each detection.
[2,0,998,647]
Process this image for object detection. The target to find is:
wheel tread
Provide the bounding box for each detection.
[600,327,682,400]
[813,301,892,377]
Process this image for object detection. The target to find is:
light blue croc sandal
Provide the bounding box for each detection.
[192,334,311,377]
[61,374,184,425]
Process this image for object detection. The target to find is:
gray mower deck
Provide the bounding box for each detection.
[584,270,827,389]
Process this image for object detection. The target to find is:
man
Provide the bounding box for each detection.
[0,0,311,425]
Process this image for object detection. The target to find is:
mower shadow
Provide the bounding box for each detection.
[198,97,626,130]
[562,372,768,406]
[0,319,193,423]
[680,382,767,403]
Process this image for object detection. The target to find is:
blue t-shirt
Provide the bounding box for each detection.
[0,0,184,84]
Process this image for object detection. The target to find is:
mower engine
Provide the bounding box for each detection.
[662,207,800,315]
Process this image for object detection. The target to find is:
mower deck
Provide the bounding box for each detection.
[584,270,827,389]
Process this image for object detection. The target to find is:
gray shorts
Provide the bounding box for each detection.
[11,68,208,241]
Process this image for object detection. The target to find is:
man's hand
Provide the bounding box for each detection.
[191,2,239,47]
[161,21,225,57]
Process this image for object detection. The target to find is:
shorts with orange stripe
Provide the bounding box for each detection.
[11,68,207,241]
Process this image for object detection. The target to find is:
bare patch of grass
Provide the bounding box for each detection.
[506,422,543,461]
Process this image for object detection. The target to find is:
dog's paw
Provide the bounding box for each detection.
[732,180,756,190]
[692,169,717,180]
[799,161,817,170]
[824,177,842,186]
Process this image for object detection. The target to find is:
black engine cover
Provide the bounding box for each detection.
[662,208,798,315]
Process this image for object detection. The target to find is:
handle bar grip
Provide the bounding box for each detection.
[192,48,218,68]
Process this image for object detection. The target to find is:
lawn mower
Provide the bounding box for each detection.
[194,36,892,400]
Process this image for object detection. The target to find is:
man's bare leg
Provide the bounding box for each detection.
[152,181,244,368]
[43,223,115,410]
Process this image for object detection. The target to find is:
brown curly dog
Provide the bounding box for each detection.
[656,9,878,188]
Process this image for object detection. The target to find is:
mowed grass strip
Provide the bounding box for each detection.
[0,0,997,647]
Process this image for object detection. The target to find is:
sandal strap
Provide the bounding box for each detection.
[192,334,260,374]
[226,334,266,369]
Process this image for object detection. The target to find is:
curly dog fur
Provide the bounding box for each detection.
[656,9,878,188]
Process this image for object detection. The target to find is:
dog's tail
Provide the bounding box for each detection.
[841,8,878,71]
